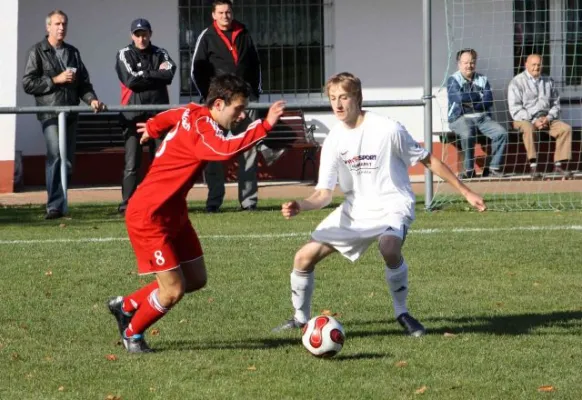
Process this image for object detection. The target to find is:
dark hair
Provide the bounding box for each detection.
[456,48,478,61]
[205,74,251,108]
[212,0,233,12]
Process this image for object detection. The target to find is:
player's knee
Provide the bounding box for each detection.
[159,284,185,307]
[378,239,402,267]
[185,274,207,293]
[293,249,316,272]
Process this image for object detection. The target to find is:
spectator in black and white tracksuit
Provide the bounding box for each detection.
[115,18,176,214]
[191,0,268,213]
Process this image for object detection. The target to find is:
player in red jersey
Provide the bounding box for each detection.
[107,74,286,353]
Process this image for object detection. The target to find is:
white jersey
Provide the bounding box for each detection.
[316,111,429,225]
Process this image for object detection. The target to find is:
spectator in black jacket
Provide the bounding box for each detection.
[191,0,272,213]
[22,9,105,220]
[115,18,176,215]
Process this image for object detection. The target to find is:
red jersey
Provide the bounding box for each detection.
[126,103,271,229]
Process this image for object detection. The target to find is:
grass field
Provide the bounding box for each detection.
[1,200,581,399]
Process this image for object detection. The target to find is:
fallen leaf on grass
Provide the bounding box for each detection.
[321,309,341,317]
[537,385,555,393]
[58,386,65,392]
[179,319,188,324]
[105,354,118,361]
[495,302,504,308]
[150,328,160,336]
[533,281,541,287]
[25,373,33,379]
[149,387,156,392]
[105,395,122,400]
[247,365,257,371]
[395,360,408,368]
[11,352,19,361]
[415,385,428,395]
[59,223,67,228]
[45,270,53,276]
[44,355,53,362]
[443,332,457,338]
[208,297,214,303]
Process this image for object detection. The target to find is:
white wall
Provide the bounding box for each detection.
[0,0,19,161]
[14,0,179,156]
[305,0,452,142]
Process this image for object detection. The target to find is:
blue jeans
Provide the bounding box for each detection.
[449,115,508,172]
[41,117,77,212]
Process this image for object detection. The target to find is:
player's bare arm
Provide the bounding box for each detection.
[420,154,486,212]
[281,189,333,219]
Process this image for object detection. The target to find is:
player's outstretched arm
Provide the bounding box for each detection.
[281,189,333,219]
[420,154,486,212]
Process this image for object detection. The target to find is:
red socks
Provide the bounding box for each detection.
[122,281,159,314]
[125,288,169,337]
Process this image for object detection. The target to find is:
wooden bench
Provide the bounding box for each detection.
[75,109,321,180]
[439,127,581,175]
[76,113,124,151]
[261,110,319,180]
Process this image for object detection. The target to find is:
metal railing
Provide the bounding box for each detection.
[0,0,434,212]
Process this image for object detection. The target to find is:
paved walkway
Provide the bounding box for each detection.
[1,176,580,206]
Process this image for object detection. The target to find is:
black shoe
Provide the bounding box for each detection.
[530,165,542,180]
[107,296,133,339]
[117,204,127,216]
[241,204,257,212]
[44,209,63,220]
[554,165,573,179]
[458,170,476,180]
[272,318,306,333]
[205,206,220,213]
[484,168,504,178]
[396,313,426,337]
[123,333,154,353]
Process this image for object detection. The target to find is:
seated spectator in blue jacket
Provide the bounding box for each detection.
[447,48,507,179]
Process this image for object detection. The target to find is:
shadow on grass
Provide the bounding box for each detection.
[155,338,393,359]
[156,336,299,352]
[349,310,582,336]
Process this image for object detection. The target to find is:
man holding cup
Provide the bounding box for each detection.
[23,9,105,219]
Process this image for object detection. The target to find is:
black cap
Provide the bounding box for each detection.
[130,18,152,33]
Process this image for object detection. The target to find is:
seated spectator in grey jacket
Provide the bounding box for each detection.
[508,54,572,179]
[447,49,507,179]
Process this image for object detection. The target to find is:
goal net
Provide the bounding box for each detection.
[432,0,582,211]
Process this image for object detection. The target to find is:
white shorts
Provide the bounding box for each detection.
[310,204,410,262]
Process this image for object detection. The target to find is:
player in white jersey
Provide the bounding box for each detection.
[272,72,486,336]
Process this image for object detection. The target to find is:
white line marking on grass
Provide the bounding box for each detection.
[1,225,581,245]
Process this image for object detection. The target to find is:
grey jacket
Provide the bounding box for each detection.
[507,71,560,122]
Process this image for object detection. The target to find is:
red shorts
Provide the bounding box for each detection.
[127,220,203,275]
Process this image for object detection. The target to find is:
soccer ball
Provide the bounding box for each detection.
[301,315,345,358]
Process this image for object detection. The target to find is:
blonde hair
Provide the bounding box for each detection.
[325,72,363,107]
[46,10,68,26]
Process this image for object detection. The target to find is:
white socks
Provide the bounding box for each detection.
[290,269,314,324]
[385,259,409,318]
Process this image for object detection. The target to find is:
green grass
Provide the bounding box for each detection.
[1,200,581,399]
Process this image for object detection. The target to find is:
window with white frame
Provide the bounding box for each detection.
[514,0,582,93]
[179,0,328,99]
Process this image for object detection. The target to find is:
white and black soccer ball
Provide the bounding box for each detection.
[301,315,345,358]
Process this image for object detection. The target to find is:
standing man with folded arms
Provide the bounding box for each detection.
[115,18,177,215]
